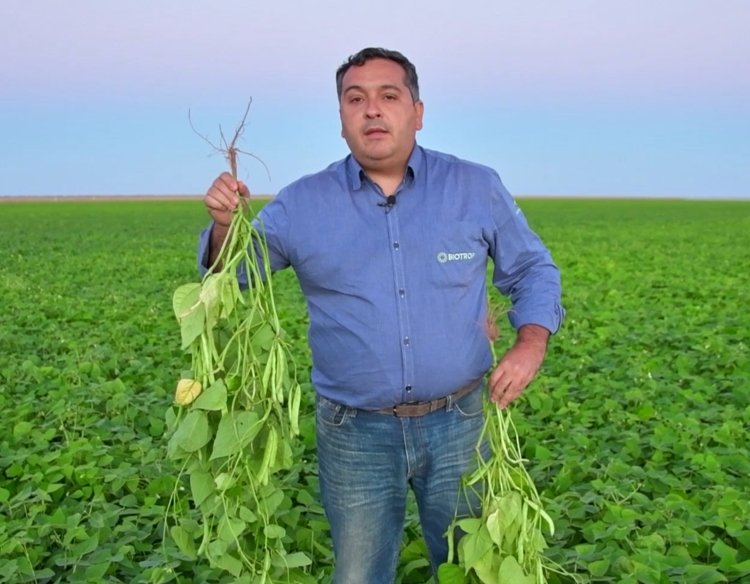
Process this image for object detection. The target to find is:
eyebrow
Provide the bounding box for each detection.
[343,84,404,95]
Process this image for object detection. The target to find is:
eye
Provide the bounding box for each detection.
[349,96,364,104]
[384,94,398,100]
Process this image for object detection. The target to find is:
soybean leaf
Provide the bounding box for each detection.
[190,470,214,507]
[456,518,482,535]
[71,534,99,557]
[497,556,533,584]
[437,563,465,584]
[283,570,318,584]
[165,407,177,432]
[171,411,211,453]
[214,473,235,491]
[85,563,111,579]
[252,324,275,354]
[170,526,196,559]
[13,421,32,438]
[214,552,243,578]
[588,559,610,577]
[173,283,201,319]
[473,551,501,584]
[402,558,430,576]
[297,489,316,507]
[272,551,313,569]
[459,528,493,574]
[265,524,286,539]
[193,379,227,411]
[218,517,247,543]
[498,492,522,531]
[239,506,257,523]
[179,303,206,349]
[199,274,223,315]
[486,509,503,549]
[712,540,738,571]
[260,487,285,516]
[220,274,243,318]
[683,565,728,583]
[729,560,750,576]
[210,411,262,460]
[208,539,227,558]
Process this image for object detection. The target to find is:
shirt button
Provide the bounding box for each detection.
[393,242,400,249]
[405,385,412,392]
[403,337,410,346]
[399,288,405,296]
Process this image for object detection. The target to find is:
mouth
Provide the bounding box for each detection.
[364,127,388,136]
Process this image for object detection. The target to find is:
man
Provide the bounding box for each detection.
[198,47,564,584]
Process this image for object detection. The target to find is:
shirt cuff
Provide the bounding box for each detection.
[508,303,566,335]
[197,223,213,277]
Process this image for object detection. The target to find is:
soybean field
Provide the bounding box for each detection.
[0,198,748,583]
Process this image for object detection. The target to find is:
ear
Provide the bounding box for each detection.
[414,100,425,131]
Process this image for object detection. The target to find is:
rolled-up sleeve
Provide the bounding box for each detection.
[487,174,565,334]
[196,193,292,287]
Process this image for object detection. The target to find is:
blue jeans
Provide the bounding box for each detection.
[315,383,488,584]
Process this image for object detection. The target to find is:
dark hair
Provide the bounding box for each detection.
[336,47,420,103]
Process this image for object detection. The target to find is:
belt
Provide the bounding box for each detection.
[375,378,483,417]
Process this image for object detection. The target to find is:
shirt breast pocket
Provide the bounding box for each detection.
[428,221,487,289]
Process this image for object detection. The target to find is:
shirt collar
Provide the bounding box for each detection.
[346,143,423,191]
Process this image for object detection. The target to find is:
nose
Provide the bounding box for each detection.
[364,101,382,119]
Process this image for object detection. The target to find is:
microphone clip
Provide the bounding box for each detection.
[377,195,397,213]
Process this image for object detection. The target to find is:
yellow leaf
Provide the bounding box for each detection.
[175,379,202,406]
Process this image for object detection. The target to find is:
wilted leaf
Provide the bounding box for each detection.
[175,379,202,406]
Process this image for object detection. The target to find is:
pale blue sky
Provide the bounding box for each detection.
[1,0,748,198]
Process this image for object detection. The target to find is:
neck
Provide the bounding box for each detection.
[359,147,414,196]
[363,164,405,197]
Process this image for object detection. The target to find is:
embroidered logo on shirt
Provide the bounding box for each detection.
[437,252,475,263]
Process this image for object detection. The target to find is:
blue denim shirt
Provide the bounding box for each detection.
[198,145,565,410]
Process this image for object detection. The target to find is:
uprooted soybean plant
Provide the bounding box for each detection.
[163,103,310,582]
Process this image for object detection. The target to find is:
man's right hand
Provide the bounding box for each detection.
[204,172,250,227]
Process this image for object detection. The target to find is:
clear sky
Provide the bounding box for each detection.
[1,0,748,198]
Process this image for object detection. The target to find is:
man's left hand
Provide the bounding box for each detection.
[489,324,550,408]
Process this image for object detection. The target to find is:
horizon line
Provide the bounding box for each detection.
[1,194,749,203]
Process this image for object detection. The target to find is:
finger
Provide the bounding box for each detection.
[498,372,535,409]
[498,382,522,409]
[489,369,512,404]
[217,172,239,192]
[237,181,251,198]
[488,359,507,390]
[502,374,532,407]
[208,182,240,210]
[205,195,232,213]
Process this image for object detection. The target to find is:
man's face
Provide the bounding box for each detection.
[339,58,424,173]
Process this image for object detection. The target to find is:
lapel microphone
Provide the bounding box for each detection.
[377,195,397,213]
